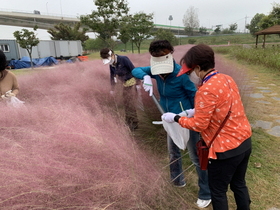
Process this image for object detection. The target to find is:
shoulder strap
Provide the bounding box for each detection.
[208,110,231,147]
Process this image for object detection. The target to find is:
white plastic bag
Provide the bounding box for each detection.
[6,96,25,108]
[162,120,189,150]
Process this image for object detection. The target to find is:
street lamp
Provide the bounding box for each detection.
[46,2,48,15]
[168,15,173,29]
[60,0,63,16]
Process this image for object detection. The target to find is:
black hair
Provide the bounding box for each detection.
[100,48,114,59]
[180,44,215,71]
[0,50,7,71]
[149,40,174,57]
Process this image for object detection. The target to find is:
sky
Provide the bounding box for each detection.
[0,0,277,40]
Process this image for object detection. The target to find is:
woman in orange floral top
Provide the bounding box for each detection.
[161,44,251,210]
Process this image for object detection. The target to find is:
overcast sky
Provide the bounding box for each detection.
[0,0,277,40]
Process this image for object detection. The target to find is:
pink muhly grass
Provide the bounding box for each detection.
[0,62,176,209]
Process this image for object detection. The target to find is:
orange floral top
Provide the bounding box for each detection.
[178,70,252,159]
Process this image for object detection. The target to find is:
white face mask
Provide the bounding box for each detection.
[189,71,202,86]
[109,58,114,65]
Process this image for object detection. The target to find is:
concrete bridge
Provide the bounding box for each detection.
[0,9,186,34]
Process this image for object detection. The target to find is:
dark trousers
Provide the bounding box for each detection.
[208,149,251,210]
[123,86,138,129]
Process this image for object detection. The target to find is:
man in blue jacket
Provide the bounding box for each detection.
[132,40,211,208]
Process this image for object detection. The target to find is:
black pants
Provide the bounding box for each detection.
[123,86,138,129]
[208,149,251,210]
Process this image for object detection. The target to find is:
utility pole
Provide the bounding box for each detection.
[245,15,248,33]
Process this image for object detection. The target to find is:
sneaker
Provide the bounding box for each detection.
[173,182,186,188]
[196,199,211,208]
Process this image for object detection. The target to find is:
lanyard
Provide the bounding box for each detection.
[202,70,219,84]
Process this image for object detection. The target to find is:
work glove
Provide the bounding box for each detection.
[5,92,15,98]
[143,75,153,96]
[161,112,176,123]
[1,94,8,100]
[179,108,195,118]
[114,77,117,83]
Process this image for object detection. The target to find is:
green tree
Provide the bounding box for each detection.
[214,26,221,34]
[268,3,280,25]
[118,28,130,51]
[246,13,266,36]
[13,27,39,69]
[199,27,208,35]
[84,38,106,51]
[47,22,89,46]
[80,0,129,49]
[258,16,274,30]
[229,23,238,32]
[154,29,178,46]
[183,6,199,36]
[121,12,154,53]
[257,3,280,31]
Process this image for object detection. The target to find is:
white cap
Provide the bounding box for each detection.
[150,53,174,75]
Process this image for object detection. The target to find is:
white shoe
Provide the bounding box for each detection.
[196,199,211,208]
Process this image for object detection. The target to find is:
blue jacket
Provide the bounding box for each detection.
[132,61,196,114]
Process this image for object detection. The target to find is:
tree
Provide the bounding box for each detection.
[84,38,107,52]
[246,13,266,36]
[268,3,280,25]
[199,27,208,35]
[121,12,154,53]
[118,27,130,51]
[154,29,178,46]
[13,27,39,69]
[80,0,129,49]
[258,3,280,30]
[47,22,89,46]
[229,23,238,32]
[182,6,199,36]
[214,26,221,34]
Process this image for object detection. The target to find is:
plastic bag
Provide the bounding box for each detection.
[6,96,25,108]
[162,120,189,150]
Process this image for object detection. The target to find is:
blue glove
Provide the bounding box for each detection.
[161,112,176,123]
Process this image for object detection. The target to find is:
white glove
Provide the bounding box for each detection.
[136,85,141,91]
[143,75,153,96]
[109,90,114,95]
[179,108,195,118]
[161,112,176,123]
[114,77,117,83]
[6,92,15,98]
[1,94,8,100]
